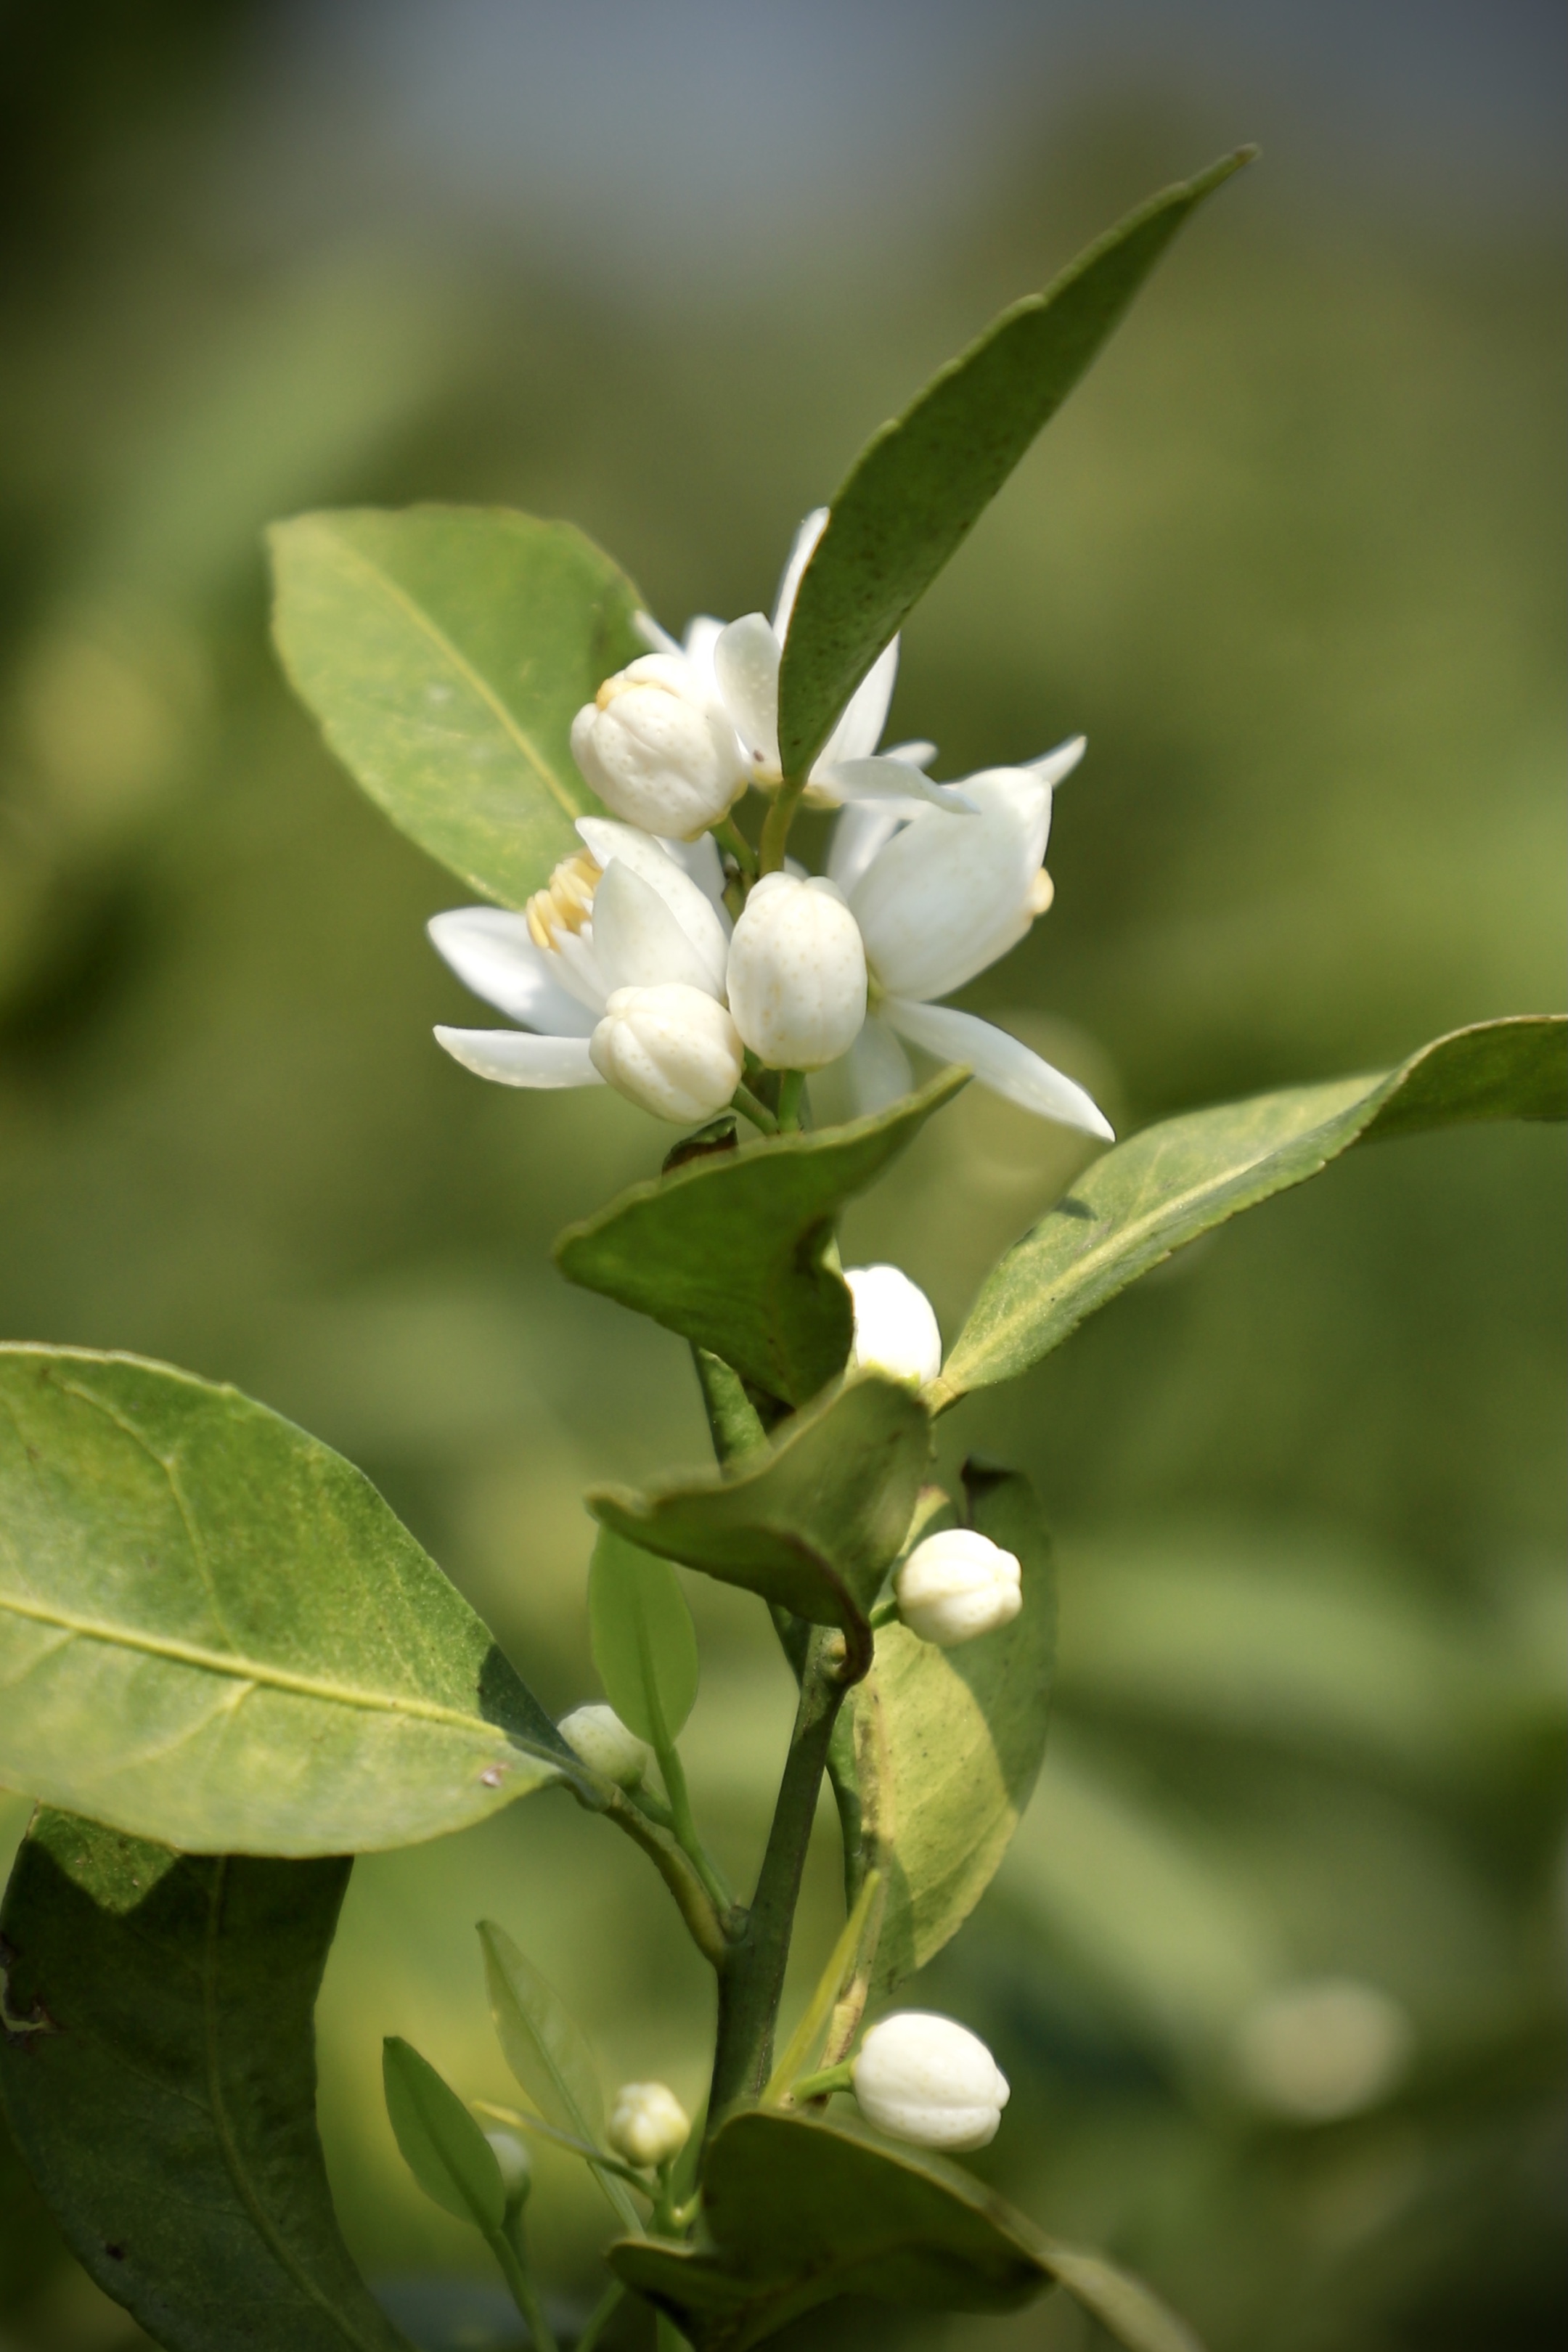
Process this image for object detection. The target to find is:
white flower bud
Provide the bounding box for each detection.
[852,2012,1010,2151]
[895,1529,1022,1648]
[483,2128,532,2210]
[724,873,867,1071]
[557,1703,652,1789]
[589,984,743,1124]
[606,2081,690,2169]
[845,1265,942,1387]
[571,655,747,840]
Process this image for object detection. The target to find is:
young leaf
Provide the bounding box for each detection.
[383,2038,507,2235]
[269,505,642,907]
[611,2107,1201,2352]
[0,1345,578,1855]
[588,1376,931,1665]
[0,1809,414,2352]
[555,1068,966,1407]
[937,1015,1568,1402]
[478,1922,641,2233]
[777,151,1253,780]
[853,1465,1056,1996]
[588,1527,701,1747]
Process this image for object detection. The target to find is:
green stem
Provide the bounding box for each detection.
[707,1628,851,2124]
[759,777,807,873]
[788,2058,854,2102]
[731,1084,778,1135]
[777,1069,805,1131]
[714,814,757,878]
[574,2280,626,2351]
[489,2216,560,2352]
[597,1787,727,1969]
[656,1735,735,1916]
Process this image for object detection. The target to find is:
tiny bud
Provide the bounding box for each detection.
[895,1529,1022,1648]
[483,2128,532,2211]
[852,2012,1010,2152]
[845,1264,942,1387]
[589,984,744,1124]
[606,2080,690,2170]
[557,1704,652,1789]
[724,873,867,1071]
[571,656,746,839]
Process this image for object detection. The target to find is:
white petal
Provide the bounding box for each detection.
[434,1027,604,1089]
[815,757,978,817]
[817,634,899,767]
[680,614,727,701]
[575,818,730,988]
[882,1000,1113,1139]
[427,908,597,1035]
[633,611,682,656]
[851,768,1052,1003]
[1029,734,1087,791]
[591,859,722,996]
[886,739,937,769]
[811,1014,914,1123]
[827,803,905,896]
[714,613,782,772]
[771,507,830,638]
[657,830,731,924]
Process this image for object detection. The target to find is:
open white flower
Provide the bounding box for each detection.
[821,742,1114,1138]
[638,510,974,819]
[430,817,741,1123]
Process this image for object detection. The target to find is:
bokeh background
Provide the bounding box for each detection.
[1,3,1564,2347]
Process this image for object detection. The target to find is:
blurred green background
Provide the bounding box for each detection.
[1,4,1563,2348]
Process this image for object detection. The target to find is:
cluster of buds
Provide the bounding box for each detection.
[428,515,1114,1146]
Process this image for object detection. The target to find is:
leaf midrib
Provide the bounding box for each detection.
[0,1585,528,1747]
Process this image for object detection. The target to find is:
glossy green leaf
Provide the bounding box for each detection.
[555,1069,966,1408]
[611,2109,1201,2352]
[0,1808,414,2352]
[588,1526,701,1746]
[0,1345,576,1855]
[937,1016,1568,1402]
[854,1465,1055,1995]
[478,1922,641,2233]
[383,2038,506,2234]
[589,1377,931,1662]
[777,152,1252,779]
[269,505,642,907]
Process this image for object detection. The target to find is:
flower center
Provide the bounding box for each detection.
[526,847,602,955]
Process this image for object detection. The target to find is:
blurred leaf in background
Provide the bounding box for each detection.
[1,3,1561,2348]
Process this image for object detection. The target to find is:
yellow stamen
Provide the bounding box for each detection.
[525,848,603,953]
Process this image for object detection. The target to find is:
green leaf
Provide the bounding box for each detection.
[0,1345,577,1855]
[610,2109,1201,2352]
[478,1922,642,2234]
[268,505,642,907]
[588,1376,931,1666]
[854,1465,1055,1995]
[937,1016,1568,1402]
[776,152,1253,779]
[588,1527,701,1746]
[0,1808,414,2352]
[555,1069,966,1408]
[383,2038,506,2235]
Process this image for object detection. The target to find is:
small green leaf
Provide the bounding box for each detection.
[0,1345,576,1855]
[777,152,1253,779]
[610,2108,1201,2352]
[588,1527,701,1747]
[478,1922,642,2232]
[0,1810,414,2352]
[854,1465,1055,1995]
[937,1016,1568,1402]
[555,1069,966,1408]
[588,1377,931,1661]
[269,505,642,907]
[383,2037,506,2234]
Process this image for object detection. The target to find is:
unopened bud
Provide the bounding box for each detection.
[483,2128,532,2212]
[852,2012,1010,2151]
[589,984,743,1124]
[606,2080,690,2170]
[724,873,867,1071]
[894,1530,1021,1648]
[571,656,746,839]
[558,1704,652,1789]
[845,1265,942,1387]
